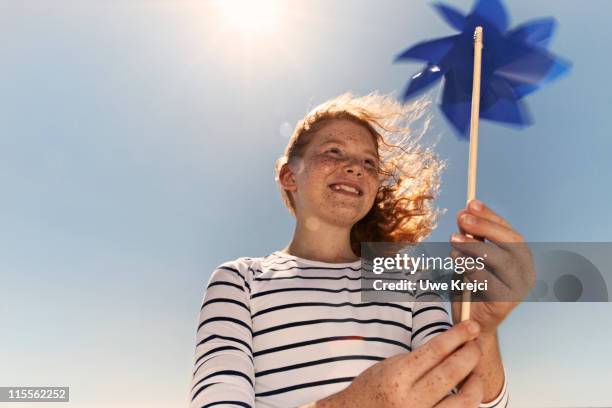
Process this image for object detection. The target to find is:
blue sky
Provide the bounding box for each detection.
[1,1,611,407]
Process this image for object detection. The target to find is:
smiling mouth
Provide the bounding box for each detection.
[328,183,363,197]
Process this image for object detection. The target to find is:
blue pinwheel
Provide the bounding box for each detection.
[394,0,571,138]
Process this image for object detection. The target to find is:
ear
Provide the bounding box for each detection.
[279,163,298,192]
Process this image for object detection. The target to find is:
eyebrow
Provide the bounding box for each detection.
[319,139,379,161]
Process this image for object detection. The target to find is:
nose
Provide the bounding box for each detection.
[344,158,364,177]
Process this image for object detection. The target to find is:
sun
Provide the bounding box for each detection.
[210,0,285,38]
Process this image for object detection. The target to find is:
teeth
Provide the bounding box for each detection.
[332,184,360,195]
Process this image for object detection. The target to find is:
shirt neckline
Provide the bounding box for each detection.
[272,250,362,267]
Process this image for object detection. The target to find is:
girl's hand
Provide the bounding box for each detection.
[450,199,536,334]
[306,320,485,408]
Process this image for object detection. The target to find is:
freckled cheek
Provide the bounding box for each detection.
[305,156,341,177]
[314,155,341,168]
[298,158,338,192]
[365,177,381,200]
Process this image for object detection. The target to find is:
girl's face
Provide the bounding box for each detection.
[285,119,381,228]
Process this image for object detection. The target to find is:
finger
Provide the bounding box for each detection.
[435,373,483,408]
[457,212,524,247]
[413,340,482,406]
[450,234,515,285]
[450,233,510,269]
[450,232,534,296]
[467,199,512,229]
[455,211,485,242]
[405,320,480,380]
[447,249,510,304]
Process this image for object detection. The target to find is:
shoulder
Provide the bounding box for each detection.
[206,253,282,289]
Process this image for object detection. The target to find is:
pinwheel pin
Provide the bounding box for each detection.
[394,0,571,320]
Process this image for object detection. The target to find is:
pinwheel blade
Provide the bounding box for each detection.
[394,0,571,137]
[471,0,509,32]
[394,34,460,65]
[510,57,571,97]
[507,17,556,48]
[440,73,472,138]
[496,46,566,86]
[433,2,466,31]
[481,98,532,126]
[440,102,471,139]
[481,77,532,125]
[541,56,572,84]
[402,65,445,100]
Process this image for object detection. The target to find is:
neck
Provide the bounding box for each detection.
[283,217,359,263]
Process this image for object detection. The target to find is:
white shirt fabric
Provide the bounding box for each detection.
[189,251,509,408]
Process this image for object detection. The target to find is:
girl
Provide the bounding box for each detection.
[189,92,531,408]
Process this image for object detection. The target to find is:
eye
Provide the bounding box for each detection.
[364,159,378,170]
[326,147,342,155]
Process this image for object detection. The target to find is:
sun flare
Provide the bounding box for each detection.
[210,0,284,38]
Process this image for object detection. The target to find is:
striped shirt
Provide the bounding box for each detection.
[189,250,509,408]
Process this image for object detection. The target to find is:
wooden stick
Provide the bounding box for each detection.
[461,26,484,322]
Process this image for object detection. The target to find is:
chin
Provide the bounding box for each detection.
[321,205,369,227]
[310,190,375,227]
